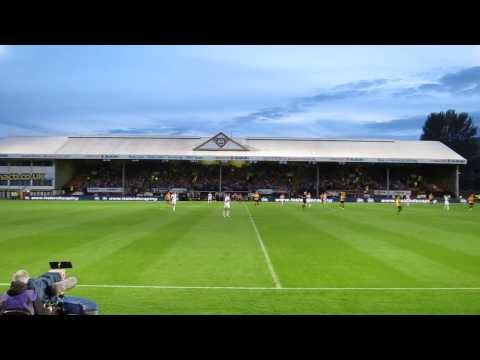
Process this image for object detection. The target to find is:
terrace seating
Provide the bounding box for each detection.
[65,162,448,196]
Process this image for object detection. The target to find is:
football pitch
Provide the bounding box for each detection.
[1,200,479,314]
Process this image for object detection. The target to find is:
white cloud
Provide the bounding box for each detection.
[181,46,480,87]
[262,110,397,125]
[471,45,480,62]
[0,45,8,58]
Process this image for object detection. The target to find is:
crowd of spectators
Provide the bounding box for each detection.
[65,161,450,196]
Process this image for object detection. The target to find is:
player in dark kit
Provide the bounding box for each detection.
[468,194,475,210]
[253,192,260,206]
[339,191,346,209]
[395,195,402,214]
[302,192,307,209]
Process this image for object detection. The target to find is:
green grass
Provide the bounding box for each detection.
[1,200,480,314]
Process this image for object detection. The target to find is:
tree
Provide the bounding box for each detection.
[421,110,478,159]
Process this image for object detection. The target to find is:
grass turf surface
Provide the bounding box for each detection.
[1,200,479,314]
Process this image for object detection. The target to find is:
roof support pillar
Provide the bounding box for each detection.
[455,165,460,198]
[122,162,126,196]
[219,162,222,196]
[386,166,390,191]
[316,163,319,199]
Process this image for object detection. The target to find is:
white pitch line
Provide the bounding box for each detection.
[74,285,480,291]
[243,203,282,289]
[3,283,480,291]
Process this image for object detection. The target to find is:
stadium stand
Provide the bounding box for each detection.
[0,132,468,200]
[63,161,453,197]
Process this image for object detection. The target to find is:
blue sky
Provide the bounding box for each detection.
[1,45,480,139]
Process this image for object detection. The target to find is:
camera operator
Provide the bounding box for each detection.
[0,269,77,315]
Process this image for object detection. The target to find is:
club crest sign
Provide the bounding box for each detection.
[214,134,228,148]
[193,132,248,152]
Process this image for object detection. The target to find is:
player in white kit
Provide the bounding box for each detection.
[207,192,212,204]
[171,192,177,212]
[405,194,411,206]
[223,193,231,218]
[307,192,312,208]
[279,193,285,205]
[443,194,450,211]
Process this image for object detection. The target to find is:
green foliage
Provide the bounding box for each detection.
[200,160,220,166]
[421,110,478,159]
[227,160,247,168]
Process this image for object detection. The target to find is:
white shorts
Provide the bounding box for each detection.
[224,204,230,209]
[172,200,177,205]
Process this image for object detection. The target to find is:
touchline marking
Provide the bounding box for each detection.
[243,203,282,289]
[74,286,480,291]
[2,283,480,291]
